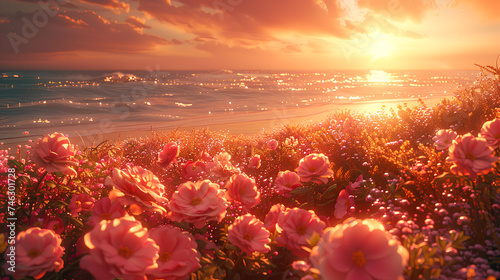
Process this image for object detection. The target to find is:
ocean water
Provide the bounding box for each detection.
[0,70,479,144]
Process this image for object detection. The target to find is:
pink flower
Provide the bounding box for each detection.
[264,204,287,233]
[46,217,65,235]
[105,166,168,215]
[433,129,458,150]
[207,152,239,179]
[228,214,271,255]
[297,153,333,184]
[275,170,301,195]
[30,132,78,176]
[2,227,64,279]
[310,219,408,280]
[446,133,498,179]
[147,225,201,280]
[276,208,326,257]
[267,139,278,150]
[157,142,179,168]
[169,180,228,228]
[181,160,206,180]
[89,197,127,226]
[480,119,500,149]
[69,193,95,217]
[80,216,159,280]
[247,154,261,169]
[346,175,363,195]
[225,174,260,209]
[334,190,354,219]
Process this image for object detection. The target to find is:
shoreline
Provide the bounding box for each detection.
[1,96,445,152]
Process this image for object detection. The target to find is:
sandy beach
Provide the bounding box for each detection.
[1,96,445,154]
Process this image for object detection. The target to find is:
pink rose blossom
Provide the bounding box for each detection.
[310,219,408,280]
[346,175,363,195]
[30,132,78,176]
[480,119,500,149]
[297,153,333,184]
[225,174,260,209]
[267,139,278,150]
[157,142,179,168]
[228,214,271,255]
[207,152,239,178]
[275,170,301,195]
[169,180,228,228]
[69,193,95,217]
[46,217,65,235]
[446,133,498,179]
[89,197,127,226]
[433,129,458,150]
[276,208,326,257]
[80,216,159,280]
[181,160,206,180]
[264,204,287,233]
[334,190,354,219]
[247,154,261,169]
[105,165,168,214]
[147,225,201,280]
[3,227,64,279]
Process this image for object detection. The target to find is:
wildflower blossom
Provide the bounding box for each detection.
[228,214,271,255]
[169,180,228,228]
[207,152,239,178]
[106,165,168,215]
[69,193,95,217]
[147,225,201,280]
[30,132,78,176]
[248,154,261,169]
[267,139,278,150]
[433,129,458,150]
[310,219,408,280]
[479,119,500,149]
[446,133,498,179]
[181,160,206,180]
[274,170,301,194]
[334,190,354,219]
[297,153,333,184]
[225,173,260,209]
[264,204,287,233]
[3,227,64,279]
[80,217,159,280]
[276,208,326,257]
[89,197,127,226]
[157,142,179,168]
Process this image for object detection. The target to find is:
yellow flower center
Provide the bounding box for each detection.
[158,251,171,263]
[309,166,317,172]
[100,213,111,220]
[75,201,82,208]
[28,249,41,258]
[296,225,307,235]
[352,250,366,267]
[495,133,500,139]
[191,198,202,206]
[244,233,253,241]
[465,152,476,161]
[239,188,245,195]
[118,247,133,259]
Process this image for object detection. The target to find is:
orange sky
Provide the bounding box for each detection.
[0,0,499,70]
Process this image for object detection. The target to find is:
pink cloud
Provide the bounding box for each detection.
[0,10,169,56]
[125,16,151,29]
[79,0,129,11]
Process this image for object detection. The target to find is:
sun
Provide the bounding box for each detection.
[367,36,394,64]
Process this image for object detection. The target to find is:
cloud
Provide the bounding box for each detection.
[79,0,129,12]
[136,0,352,44]
[448,0,500,21]
[357,0,436,23]
[125,16,151,29]
[0,9,169,56]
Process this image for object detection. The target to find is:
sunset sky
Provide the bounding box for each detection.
[0,0,499,70]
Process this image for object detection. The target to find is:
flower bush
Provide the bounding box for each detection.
[1,64,500,279]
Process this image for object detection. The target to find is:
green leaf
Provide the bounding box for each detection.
[290,187,310,195]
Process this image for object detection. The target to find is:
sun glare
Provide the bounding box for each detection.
[366,70,391,83]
